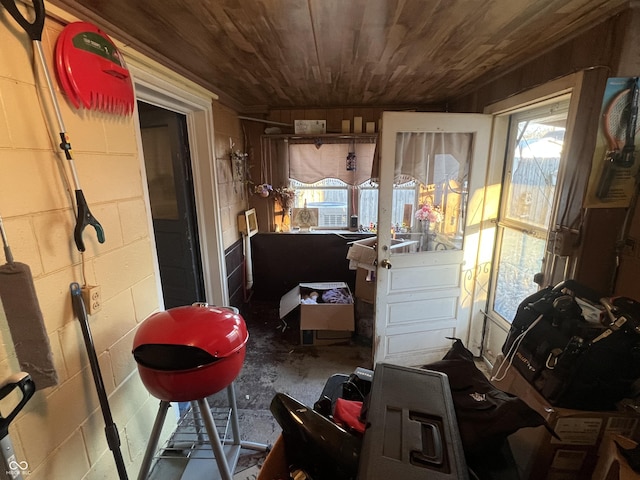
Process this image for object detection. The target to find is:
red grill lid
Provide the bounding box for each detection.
[132,304,248,371]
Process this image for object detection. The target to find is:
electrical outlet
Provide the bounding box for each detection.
[81,285,102,315]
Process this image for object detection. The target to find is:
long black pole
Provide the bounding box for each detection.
[70,283,129,480]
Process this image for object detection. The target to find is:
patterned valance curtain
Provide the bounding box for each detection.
[372,132,473,185]
[289,138,377,186]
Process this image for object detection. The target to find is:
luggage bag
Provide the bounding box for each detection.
[498,280,640,410]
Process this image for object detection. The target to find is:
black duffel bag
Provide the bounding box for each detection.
[534,295,640,410]
[497,280,640,411]
[499,280,599,384]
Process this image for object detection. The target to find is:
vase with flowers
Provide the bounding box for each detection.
[274,186,296,232]
[229,148,248,193]
[415,203,443,251]
[254,183,273,198]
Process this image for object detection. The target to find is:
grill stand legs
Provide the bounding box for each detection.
[137,400,170,480]
[196,397,233,480]
[138,381,268,480]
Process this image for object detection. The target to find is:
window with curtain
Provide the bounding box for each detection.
[378,131,472,253]
[287,136,377,230]
[289,140,376,185]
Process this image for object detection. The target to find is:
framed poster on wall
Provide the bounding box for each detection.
[584,76,639,208]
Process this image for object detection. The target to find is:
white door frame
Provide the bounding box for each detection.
[125,56,228,308]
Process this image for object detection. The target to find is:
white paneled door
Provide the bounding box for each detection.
[374,112,492,366]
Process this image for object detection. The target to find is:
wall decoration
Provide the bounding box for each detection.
[229,144,249,193]
[585,77,640,208]
[292,207,319,230]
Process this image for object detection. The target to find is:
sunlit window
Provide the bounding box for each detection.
[291,178,349,228]
[491,100,569,322]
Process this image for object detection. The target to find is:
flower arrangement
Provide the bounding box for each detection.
[254,183,273,197]
[415,203,444,223]
[230,149,248,162]
[274,186,296,210]
[230,149,248,179]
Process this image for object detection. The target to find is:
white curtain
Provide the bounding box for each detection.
[289,141,376,186]
[373,132,473,185]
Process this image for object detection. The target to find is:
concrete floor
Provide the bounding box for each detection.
[142,299,494,479]
[145,299,374,479]
[213,298,373,446]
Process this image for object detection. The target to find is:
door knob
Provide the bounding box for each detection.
[380,259,392,269]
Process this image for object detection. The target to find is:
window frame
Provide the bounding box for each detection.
[488,97,571,324]
[289,178,426,232]
[290,177,352,229]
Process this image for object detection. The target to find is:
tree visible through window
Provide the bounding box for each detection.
[491,100,569,322]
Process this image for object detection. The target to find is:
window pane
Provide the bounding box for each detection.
[492,228,546,322]
[491,99,569,323]
[390,132,471,254]
[291,178,348,228]
[504,119,565,229]
[358,183,379,230]
[143,125,179,220]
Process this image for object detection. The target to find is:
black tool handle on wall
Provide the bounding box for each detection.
[1,0,105,253]
[620,77,639,168]
[0,372,35,441]
[0,0,45,41]
[70,283,129,480]
[74,190,106,252]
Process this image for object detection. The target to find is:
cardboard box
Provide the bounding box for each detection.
[257,435,287,479]
[354,297,374,341]
[592,434,638,480]
[491,358,640,479]
[279,282,355,345]
[346,236,377,271]
[294,119,326,134]
[300,329,352,346]
[346,236,418,270]
[355,267,375,303]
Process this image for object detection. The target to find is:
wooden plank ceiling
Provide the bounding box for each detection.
[49,0,628,112]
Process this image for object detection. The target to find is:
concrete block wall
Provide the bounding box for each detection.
[0,5,177,479]
[213,102,248,249]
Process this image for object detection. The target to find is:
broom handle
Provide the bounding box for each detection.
[0,215,14,264]
[0,0,105,253]
[2,0,79,190]
[33,37,81,191]
[70,283,129,480]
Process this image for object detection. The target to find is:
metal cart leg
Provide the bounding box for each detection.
[226,382,269,452]
[137,400,171,480]
[196,399,234,480]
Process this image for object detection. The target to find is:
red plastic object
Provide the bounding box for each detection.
[55,22,135,115]
[132,304,249,402]
[333,398,366,434]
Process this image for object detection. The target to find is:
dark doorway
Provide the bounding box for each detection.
[138,102,205,308]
